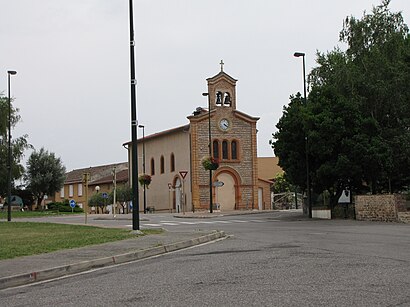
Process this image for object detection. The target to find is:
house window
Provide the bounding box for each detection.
[150,158,155,175]
[213,140,219,159]
[60,187,65,198]
[231,140,238,160]
[160,156,165,174]
[222,140,228,159]
[170,153,175,172]
[69,185,74,197]
[78,183,83,196]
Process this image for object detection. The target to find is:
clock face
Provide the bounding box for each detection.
[219,118,230,131]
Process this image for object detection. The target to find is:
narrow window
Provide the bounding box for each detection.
[150,158,155,176]
[222,140,228,160]
[231,140,238,160]
[170,153,175,172]
[69,185,74,197]
[160,156,165,174]
[60,187,65,198]
[78,183,83,196]
[213,140,219,159]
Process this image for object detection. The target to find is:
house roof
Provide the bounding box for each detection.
[257,157,283,181]
[90,169,129,186]
[65,162,128,184]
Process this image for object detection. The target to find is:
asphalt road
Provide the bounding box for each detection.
[2,212,410,306]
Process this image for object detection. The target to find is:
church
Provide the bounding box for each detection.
[124,65,273,212]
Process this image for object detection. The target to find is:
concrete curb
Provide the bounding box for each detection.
[0,231,225,290]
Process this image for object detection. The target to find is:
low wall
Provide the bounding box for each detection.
[312,209,331,219]
[355,194,406,222]
[398,212,410,224]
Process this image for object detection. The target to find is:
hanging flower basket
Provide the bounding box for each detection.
[201,156,219,171]
[138,174,152,188]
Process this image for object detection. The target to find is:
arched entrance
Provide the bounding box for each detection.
[216,172,236,211]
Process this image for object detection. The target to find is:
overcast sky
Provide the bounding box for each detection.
[1,0,409,172]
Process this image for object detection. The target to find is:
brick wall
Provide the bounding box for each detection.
[355,194,406,222]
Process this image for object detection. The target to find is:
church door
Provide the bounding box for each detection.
[216,173,236,211]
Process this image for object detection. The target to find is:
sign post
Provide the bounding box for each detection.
[69,199,76,213]
[179,171,188,214]
[82,172,90,224]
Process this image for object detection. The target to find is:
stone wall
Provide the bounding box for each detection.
[355,194,407,222]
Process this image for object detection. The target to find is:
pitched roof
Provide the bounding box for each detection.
[91,169,129,186]
[65,162,128,184]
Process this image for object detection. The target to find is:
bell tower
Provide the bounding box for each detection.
[206,60,238,111]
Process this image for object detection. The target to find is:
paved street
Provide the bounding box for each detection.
[1,211,410,306]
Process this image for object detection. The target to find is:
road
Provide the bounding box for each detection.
[2,211,410,306]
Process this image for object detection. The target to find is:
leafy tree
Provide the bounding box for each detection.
[88,192,107,214]
[0,95,32,197]
[271,94,307,191]
[13,188,35,210]
[272,173,293,194]
[339,0,410,192]
[25,148,66,209]
[272,1,410,207]
[108,185,132,213]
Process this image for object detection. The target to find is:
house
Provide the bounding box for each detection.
[52,162,128,212]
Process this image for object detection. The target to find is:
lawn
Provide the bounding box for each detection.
[0,210,82,219]
[0,222,162,260]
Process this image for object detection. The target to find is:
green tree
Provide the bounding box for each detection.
[0,95,32,197]
[272,173,292,194]
[25,148,66,209]
[272,1,410,207]
[271,93,307,191]
[89,192,106,214]
[339,0,410,192]
[108,185,132,213]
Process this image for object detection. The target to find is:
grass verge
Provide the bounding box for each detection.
[0,210,82,219]
[0,222,162,260]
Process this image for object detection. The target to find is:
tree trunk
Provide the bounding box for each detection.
[36,195,44,211]
[330,188,343,210]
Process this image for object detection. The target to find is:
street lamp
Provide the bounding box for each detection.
[95,185,100,214]
[138,124,147,214]
[129,0,140,230]
[202,92,213,213]
[7,70,17,222]
[294,52,312,218]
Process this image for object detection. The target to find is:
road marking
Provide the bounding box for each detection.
[138,219,273,228]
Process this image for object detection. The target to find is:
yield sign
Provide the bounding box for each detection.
[179,171,188,179]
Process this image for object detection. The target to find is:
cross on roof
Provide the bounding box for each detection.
[220,60,224,72]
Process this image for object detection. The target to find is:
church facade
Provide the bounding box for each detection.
[125,68,272,212]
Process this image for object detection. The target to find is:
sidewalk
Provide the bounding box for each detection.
[0,229,225,290]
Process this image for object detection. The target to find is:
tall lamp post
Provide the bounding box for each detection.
[129,0,140,230]
[202,92,213,213]
[7,70,17,222]
[294,52,312,218]
[138,124,147,214]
